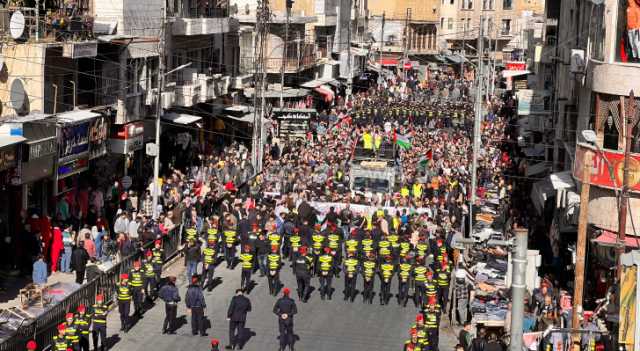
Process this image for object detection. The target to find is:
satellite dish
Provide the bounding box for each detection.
[9,78,26,111]
[9,11,26,40]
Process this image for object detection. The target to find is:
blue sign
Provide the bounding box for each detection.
[59,122,90,161]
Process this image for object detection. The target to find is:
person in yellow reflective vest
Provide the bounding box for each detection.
[142,251,157,301]
[91,294,108,351]
[117,273,132,332]
[343,251,359,302]
[362,129,373,151]
[203,239,217,291]
[64,312,79,349]
[318,247,334,300]
[129,260,145,317]
[51,323,69,351]
[289,232,302,261]
[403,328,423,351]
[151,240,164,283]
[436,260,451,312]
[239,245,254,291]
[424,298,441,350]
[75,304,91,351]
[413,259,428,308]
[412,182,423,200]
[362,253,376,304]
[398,256,413,307]
[267,245,282,296]
[379,256,395,305]
[223,228,238,269]
[401,186,410,198]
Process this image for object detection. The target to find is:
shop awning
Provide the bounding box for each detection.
[244,88,309,99]
[502,70,531,78]
[56,109,101,124]
[549,171,575,190]
[593,230,640,248]
[300,77,336,88]
[223,113,254,123]
[444,54,466,64]
[0,135,26,148]
[380,58,399,66]
[162,112,202,125]
[314,85,334,102]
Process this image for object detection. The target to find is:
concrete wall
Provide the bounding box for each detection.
[0,43,46,120]
[368,0,440,22]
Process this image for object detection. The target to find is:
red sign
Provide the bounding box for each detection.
[113,122,144,139]
[573,143,640,193]
[506,61,527,71]
[404,62,412,69]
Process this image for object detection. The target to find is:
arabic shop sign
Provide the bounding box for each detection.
[89,116,109,159]
[26,137,57,161]
[573,143,640,193]
[59,122,90,162]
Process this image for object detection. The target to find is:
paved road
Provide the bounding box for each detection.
[105,258,458,351]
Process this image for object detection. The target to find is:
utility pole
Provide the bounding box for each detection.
[572,149,591,334]
[469,14,484,236]
[402,8,411,77]
[379,12,385,64]
[509,228,528,351]
[252,0,270,173]
[461,20,466,79]
[346,0,353,100]
[152,6,166,220]
[618,90,638,279]
[280,0,292,107]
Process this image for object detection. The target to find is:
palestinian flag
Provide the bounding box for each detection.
[418,149,433,168]
[394,130,412,150]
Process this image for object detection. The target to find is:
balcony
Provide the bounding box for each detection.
[165,69,232,107]
[168,1,235,36]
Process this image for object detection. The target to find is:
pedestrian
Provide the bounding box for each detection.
[185,239,201,282]
[203,238,218,291]
[226,289,252,350]
[267,244,282,296]
[293,246,312,302]
[61,227,74,273]
[470,328,487,351]
[71,240,90,285]
[142,251,157,300]
[273,288,297,351]
[158,276,180,334]
[51,323,69,351]
[459,322,473,351]
[64,312,79,350]
[239,245,254,290]
[51,227,63,272]
[117,273,132,332]
[185,275,208,336]
[32,254,48,285]
[151,239,164,282]
[91,294,108,351]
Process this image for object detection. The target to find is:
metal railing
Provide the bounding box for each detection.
[0,226,183,351]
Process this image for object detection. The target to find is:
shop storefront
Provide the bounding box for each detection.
[107,121,144,180]
[272,108,317,139]
[21,123,57,215]
[0,135,26,245]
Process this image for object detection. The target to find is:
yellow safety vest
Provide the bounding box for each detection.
[328,234,340,249]
[319,255,333,272]
[362,133,373,150]
[414,266,427,282]
[203,247,216,264]
[130,268,144,287]
[344,258,359,275]
[53,335,69,351]
[117,284,131,301]
[268,254,281,270]
[240,253,253,269]
[224,230,237,244]
[290,236,301,249]
[152,248,163,265]
[381,263,394,280]
[92,303,107,325]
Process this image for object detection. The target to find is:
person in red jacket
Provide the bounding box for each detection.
[51,227,63,272]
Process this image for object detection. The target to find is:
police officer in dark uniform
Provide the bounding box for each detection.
[226,288,252,350]
[117,273,132,332]
[317,247,334,300]
[129,260,145,317]
[143,251,157,301]
[185,275,208,336]
[273,288,298,351]
[151,240,164,284]
[239,244,254,290]
[343,250,359,302]
[75,304,91,351]
[91,294,108,351]
[293,246,313,302]
[158,276,180,334]
[267,244,282,296]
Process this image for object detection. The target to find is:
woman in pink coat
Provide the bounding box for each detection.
[50,227,63,272]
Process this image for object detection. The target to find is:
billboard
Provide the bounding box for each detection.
[573,143,640,193]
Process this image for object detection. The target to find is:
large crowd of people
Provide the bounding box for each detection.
[21,68,545,351]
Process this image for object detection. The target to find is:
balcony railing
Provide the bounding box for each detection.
[0,5,95,42]
[167,0,229,18]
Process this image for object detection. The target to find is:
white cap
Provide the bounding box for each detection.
[455,269,466,279]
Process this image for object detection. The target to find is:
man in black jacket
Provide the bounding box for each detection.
[273,288,298,351]
[226,289,252,350]
[158,276,180,334]
[185,275,207,336]
[71,241,90,284]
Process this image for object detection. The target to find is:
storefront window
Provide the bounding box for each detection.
[616,0,640,63]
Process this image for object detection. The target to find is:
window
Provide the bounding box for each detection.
[503,0,512,9]
[448,18,454,30]
[450,0,455,4]
[501,19,511,35]
[441,17,445,28]
[462,0,473,9]
[483,0,494,10]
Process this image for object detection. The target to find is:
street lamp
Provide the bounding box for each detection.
[151,61,193,220]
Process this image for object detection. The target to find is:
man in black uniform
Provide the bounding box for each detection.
[117,273,131,332]
[293,246,312,302]
[129,260,145,317]
[91,294,108,351]
[226,289,252,350]
[273,288,298,351]
[185,275,207,336]
[158,276,180,334]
